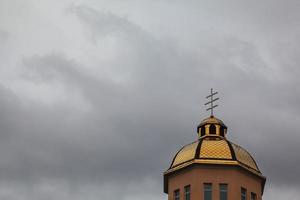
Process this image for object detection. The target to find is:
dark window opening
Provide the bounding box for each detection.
[241,187,247,200]
[220,184,228,200]
[184,185,190,200]
[220,127,225,137]
[251,192,256,200]
[204,183,212,200]
[209,124,216,134]
[174,189,180,200]
[201,126,205,136]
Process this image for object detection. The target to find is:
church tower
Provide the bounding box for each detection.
[163,89,266,200]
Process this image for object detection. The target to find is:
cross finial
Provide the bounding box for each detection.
[205,88,219,116]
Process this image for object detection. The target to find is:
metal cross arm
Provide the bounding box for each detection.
[206,92,218,99]
[206,104,218,111]
[204,97,219,105]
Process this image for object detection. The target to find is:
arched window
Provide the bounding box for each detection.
[209,124,216,134]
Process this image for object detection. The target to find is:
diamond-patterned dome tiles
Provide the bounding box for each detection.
[200,139,232,159]
[172,141,198,167]
[231,143,258,170]
[169,137,260,173]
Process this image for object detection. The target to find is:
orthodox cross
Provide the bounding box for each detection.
[205,88,219,116]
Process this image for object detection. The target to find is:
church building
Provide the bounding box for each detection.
[163,90,266,200]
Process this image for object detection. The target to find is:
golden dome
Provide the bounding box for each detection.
[165,115,264,179]
[167,136,261,176]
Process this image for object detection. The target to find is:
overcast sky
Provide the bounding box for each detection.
[0,0,300,199]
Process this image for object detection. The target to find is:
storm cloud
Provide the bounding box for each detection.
[0,0,300,199]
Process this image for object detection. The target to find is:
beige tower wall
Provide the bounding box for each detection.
[167,165,263,200]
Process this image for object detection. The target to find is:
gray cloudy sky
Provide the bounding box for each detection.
[0,0,300,199]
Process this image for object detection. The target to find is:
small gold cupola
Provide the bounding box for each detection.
[197,116,227,138]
